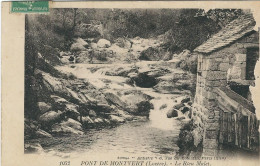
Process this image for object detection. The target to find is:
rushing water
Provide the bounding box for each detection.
[29,63,187,157]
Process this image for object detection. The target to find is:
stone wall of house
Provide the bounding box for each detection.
[192,31,259,156]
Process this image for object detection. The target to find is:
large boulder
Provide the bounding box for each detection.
[81,116,95,126]
[93,118,104,124]
[61,118,82,130]
[139,47,167,61]
[75,24,102,38]
[37,102,51,114]
[179,106,190,114]
[173,103,185,110]
[60,51,71,57]
[153,81,180,94]
[177,50,197,74]
[109,115,125,123]
[39,110,64,127]
[35,129,52,138]
[60,56,71,64]
[41,73,65,92]
[115,37,131,48]
[146,68,170,78]
[162,52,173,61]
[116,109,134,121]
[97,39,111,48]
[105,66,137,77]
[132,73,158,88]
[64,103,80,120]
[134,101,153,116]
[104,92,126,108]
[75,51,91,63]
[51,118,83,135]
[24,143,44,154]
[120,90,153,116]
[70,38,89,52]
[24,119,38,139]
[95,104,113,113]
[178,49,191,60]
[167,109,178,118]
[88,110,97,117]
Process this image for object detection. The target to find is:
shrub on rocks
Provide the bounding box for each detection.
[177,120,203,157]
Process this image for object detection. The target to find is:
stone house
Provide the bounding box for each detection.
[192,13,259,156]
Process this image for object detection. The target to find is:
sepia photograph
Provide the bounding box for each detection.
[22,7,259,160]
[24,8,259,159]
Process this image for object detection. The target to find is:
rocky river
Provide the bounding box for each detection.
[25,60,195,158]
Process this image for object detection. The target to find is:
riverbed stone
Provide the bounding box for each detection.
[37,102,51,114]
[167,109,178,118]
[97,39,111,48]
[104,92,126,108]
[24,143,44,154]
[81,116,95,125]
[109,115,125,123]
[52,119,83,135]
[89,110,97,117]
[35,129,53,138]
[39,110,64,127]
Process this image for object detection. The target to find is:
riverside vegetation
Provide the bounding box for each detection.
[24,9,245,156]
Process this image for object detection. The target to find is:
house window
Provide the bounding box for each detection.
[246,47,259,80]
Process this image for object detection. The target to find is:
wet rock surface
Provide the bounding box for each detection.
[25,36,196,156]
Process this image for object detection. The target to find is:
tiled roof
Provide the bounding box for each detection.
[194,14,256,54]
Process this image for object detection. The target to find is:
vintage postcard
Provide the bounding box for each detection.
[2,1,260,166]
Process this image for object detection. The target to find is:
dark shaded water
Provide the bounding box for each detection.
[27,120,182,157]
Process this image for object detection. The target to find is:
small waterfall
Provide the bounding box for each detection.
[148,93,180,130]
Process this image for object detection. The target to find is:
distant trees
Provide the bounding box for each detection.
[206,9,244,28]
[162,9,246,53]
[26,8,248,55]
[51,8,79,49]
